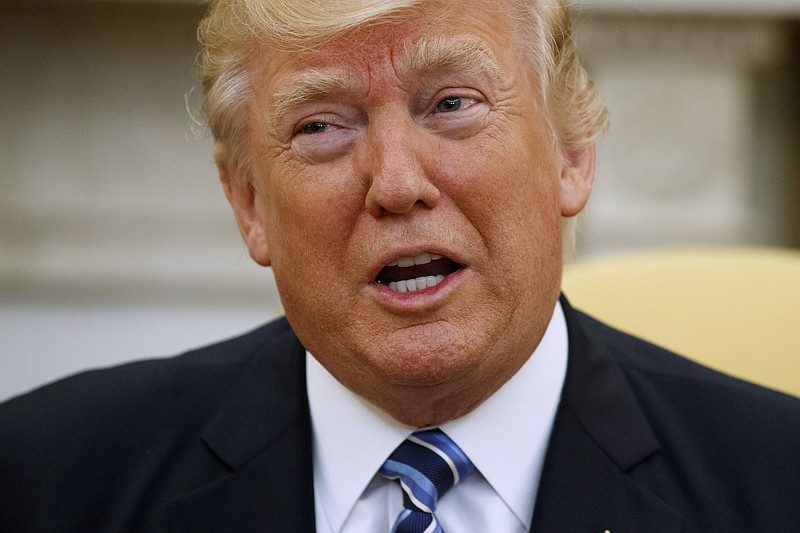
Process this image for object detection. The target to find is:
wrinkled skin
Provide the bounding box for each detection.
[221,0,595,426]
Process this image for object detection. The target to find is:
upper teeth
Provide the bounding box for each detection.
[388,252,442,267]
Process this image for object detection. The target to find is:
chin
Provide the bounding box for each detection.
[371,338,478,387]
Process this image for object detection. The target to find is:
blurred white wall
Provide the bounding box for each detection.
[572,12,800,253]
[1,0,798,401]
[0,2,281,401]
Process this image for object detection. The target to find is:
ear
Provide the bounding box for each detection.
[559,142,596,217]
[216,143,271,267]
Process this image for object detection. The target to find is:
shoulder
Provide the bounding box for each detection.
[573,309,800,527]
[0,317,299,530]
[0,317,296,472]
[0,316,294,426]
[575,309,800,419]
[575,309,800,439]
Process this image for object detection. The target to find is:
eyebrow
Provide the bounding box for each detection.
[402,36,502,80]
[271,70,352,128]
[270,37,502,127]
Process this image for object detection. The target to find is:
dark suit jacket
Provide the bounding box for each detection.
[2,297,800,532]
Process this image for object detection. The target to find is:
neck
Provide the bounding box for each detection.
[352,355,529,427]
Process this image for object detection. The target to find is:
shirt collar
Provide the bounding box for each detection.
[307,301,568,531]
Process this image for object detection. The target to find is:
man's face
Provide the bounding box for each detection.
[224,0,594,425]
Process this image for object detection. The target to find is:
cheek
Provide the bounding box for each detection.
[449,136,564,311]
[257,163,367,312]
[448,132,562,238]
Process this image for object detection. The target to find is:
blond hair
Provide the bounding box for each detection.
[197,0,607,179]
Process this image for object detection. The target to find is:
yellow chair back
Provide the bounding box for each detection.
[562,247,800,398]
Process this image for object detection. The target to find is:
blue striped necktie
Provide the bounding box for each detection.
[379,428,475,533]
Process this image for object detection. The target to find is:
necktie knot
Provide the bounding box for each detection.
[379,429,474,532]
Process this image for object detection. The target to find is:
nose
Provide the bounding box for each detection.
[361,118,441,218]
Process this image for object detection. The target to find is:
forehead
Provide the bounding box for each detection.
[254,0,522,93]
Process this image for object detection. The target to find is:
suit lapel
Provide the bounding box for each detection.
[164,298,686,532]
[166,320,316,532]
[530,298,685,532]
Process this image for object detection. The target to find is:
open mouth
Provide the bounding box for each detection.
[374,252,463,293]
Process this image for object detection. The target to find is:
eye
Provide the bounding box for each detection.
[300,121,332,135]
[291,114,356,164]
[424,92,487,139]
[436,97,463,113]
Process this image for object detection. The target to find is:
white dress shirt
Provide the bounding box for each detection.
[307,301,568,532]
